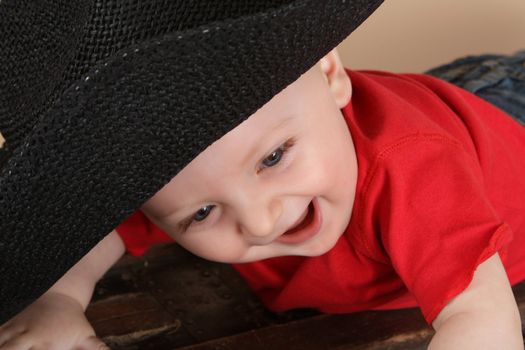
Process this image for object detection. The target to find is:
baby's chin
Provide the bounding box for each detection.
[296,231,343,257]
[256,233,344,261]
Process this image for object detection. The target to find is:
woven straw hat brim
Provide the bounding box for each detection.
[0,0,383,322]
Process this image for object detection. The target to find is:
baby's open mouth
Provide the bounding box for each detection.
[275,198,322,244]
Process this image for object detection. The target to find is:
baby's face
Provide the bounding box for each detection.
[141,61,358,263]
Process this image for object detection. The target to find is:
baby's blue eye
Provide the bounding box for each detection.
[193,205,215,222]
[262,146,284,167]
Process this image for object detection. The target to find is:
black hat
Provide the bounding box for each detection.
[0,0,383,322]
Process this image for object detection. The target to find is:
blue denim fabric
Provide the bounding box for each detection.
[427,50,525,126]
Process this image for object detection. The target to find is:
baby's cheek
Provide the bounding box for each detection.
[180,233,246,263]
[308,228,343,256]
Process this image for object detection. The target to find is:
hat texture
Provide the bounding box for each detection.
[0,0,383,322]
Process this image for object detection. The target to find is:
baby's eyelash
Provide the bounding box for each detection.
[280,138,296,156]
[258,138,296,172]
[177,204,215,234]
[176,218,193,234]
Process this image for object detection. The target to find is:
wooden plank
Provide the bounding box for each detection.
[177,309,432,350]
[87,243,525,349]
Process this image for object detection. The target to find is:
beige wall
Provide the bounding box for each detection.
[338,0,525,72]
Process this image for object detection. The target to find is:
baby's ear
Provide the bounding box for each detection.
[319,49,352,108]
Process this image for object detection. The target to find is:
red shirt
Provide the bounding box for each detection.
[116,70,525,323]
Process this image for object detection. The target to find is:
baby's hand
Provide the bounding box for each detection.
[0,291,109,350]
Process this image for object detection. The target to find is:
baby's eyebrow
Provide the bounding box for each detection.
[271,115,296,131]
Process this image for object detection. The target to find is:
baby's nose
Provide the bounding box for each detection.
[238,198,282,240]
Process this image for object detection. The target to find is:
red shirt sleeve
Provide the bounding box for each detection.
[115,210,173,256]
[359,135,513,323]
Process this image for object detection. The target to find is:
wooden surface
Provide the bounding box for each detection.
[87,243,525,349]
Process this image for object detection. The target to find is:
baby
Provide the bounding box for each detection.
[1,48,525,350]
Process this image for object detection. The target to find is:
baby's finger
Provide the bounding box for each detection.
[75,336,111,350]
[0,335,30,350]
[0,326,24,348]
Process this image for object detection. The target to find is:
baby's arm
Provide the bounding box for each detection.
[0,230,125,350]
[429,253,523,349]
